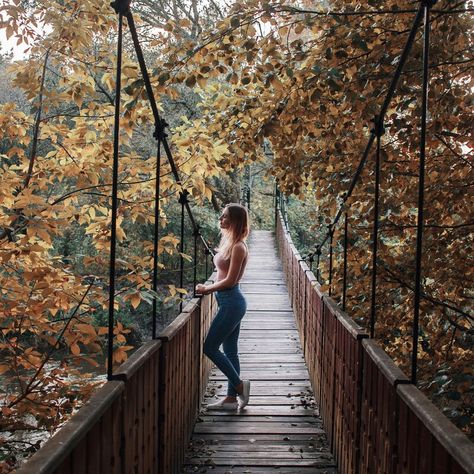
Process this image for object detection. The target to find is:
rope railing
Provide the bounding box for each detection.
[108,0,214,380]
[278,0,437,385]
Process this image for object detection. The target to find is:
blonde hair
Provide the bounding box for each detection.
[217,203,250,259]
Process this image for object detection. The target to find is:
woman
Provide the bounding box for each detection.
[195,203,250,410]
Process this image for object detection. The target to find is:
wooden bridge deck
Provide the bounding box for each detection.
[182,230,337,474]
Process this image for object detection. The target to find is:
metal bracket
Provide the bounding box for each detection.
[110,0,131,15]
[371,115,385,138]
[153,118,168,141]
[178,190,189,205]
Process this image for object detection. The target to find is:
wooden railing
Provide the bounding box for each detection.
[17,286,216,474]
[276,212,474,474]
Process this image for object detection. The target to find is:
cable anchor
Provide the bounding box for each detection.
[154,118,168,141]
[178,189,189,205]
[110,0,131,15]
[370,115,385,138]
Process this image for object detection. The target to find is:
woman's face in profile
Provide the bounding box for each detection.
[219,208,231,230]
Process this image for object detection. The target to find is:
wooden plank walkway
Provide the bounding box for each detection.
[182,230,337,474]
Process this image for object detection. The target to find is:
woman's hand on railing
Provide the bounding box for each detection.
[195,284,210,295]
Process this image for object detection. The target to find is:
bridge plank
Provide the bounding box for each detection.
[182,230,336,473]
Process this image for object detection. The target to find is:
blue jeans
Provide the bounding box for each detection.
[203,285,247,397]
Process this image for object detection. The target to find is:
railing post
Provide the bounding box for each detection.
[412,0,435,385]
[369,116,385,338]
[178,190,189,312]
[107,1,128,379]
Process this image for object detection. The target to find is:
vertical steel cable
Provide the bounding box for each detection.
[412,0,435,385]
[107,8,124,380]
[304,5,424,264]
[370,117,385,338]
[193,227,199,297]
[328,227,334,297]
[246,164,251,211]
[205,248,209,280]
[274,183,278,229]
[316,246,321,283]
[342,213,348,311]
[282,195,285,226]
[108,3,215,332]
[152,130,163,339]
[179,191,188,312]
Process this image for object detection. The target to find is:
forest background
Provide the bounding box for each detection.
[0,0,472,471]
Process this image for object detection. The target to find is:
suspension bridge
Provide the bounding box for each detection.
[12,0,474,473]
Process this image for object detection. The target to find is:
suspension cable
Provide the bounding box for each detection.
[124,10,214,256]
[305,4,425,261]
[412,0,436,385]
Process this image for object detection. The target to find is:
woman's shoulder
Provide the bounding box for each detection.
[232,241,248,255]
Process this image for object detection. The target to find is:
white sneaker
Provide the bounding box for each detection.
[206,399,238,411]
[238,380,250,408]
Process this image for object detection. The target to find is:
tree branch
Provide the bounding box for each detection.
[8,281,95,409]
[23,48,50,189]
[381,264,473,326]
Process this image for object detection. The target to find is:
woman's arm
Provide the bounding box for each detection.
[196,243,246,294]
